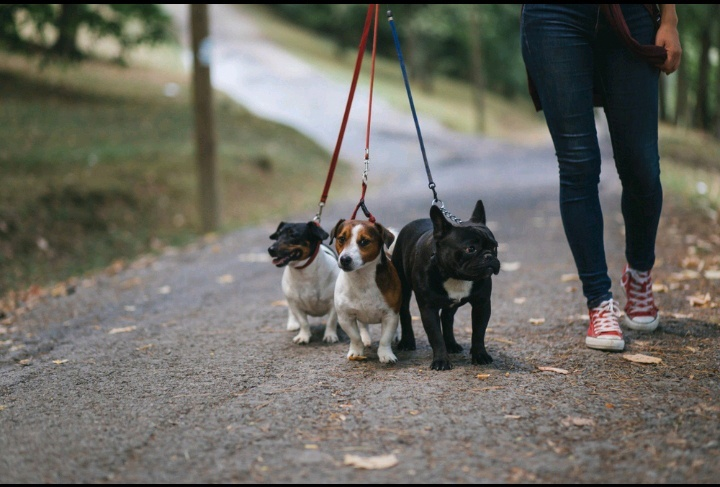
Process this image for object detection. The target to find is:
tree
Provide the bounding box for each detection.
[0,4,174,64]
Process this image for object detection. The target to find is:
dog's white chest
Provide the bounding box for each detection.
[443,278,473,301]
[335,269,391,324]
[282,251,337,316]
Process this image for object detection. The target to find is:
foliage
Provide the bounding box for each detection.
[0,4,174,64]
[267,4,720,139]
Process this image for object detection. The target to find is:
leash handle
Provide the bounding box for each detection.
[315,4,377,224]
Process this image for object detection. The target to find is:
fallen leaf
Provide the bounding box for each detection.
[623,353,662,364]
[476,374,490,380]
[652,283,669,293]
[562,416,595,427]
[52,359,68,365]
[705,270,720,280]
[216,274,234,284]
[120,277,142,290]
[670,270,700,281]
[0,405,5,411]
[158,286,171,295]
[561,274,579,282]
[505,415,521,419]
[348,356,367,361]
[270,300,288,307]
[344,454,398,470]
[513,297,526,304]
[304,444,319,450]
[108,326,137,334]
[503,262,521,272]
[18,358,31,366]
[492,337,514,345]
[538,366,569,375]
[529,318,545,325]
[409,410,420,415]
[686,293,711,307]
[136,344,154,351]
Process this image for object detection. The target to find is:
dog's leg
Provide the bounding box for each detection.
[419,306,453,370]
[377,314,399,364]
[338,315,366,359]
[470,299,493,365]
[358,321,372,347]
[287,303,311,344]
[441,307,463,353]
[286,310,301,332]
[396,288,416,351]
[323,308,339,344]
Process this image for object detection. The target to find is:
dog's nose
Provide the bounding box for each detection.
[339,255,353,268]
[268,246,277,257]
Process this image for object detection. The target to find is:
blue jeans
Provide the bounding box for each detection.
[521,4,662,308]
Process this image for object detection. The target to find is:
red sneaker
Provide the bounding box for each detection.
[621,264,660,331]
[586,299,625,351]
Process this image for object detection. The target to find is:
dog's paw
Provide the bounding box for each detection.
[286,322,300,332]
[430,358,454,371]
[348,342,365,360]
[292,332,311,344]
[396,339,416,351]
[377,346,398,364]
[445,341,463,354]
[323,332,339,344]
[471,350,493,365]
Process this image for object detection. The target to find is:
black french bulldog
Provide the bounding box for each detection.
[391,200,501,370]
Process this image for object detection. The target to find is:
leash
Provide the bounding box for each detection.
[314,4,378,225]
[387,9,463,224]
[350,4,379,223]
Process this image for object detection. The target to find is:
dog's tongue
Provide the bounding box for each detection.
[273,256,290,267]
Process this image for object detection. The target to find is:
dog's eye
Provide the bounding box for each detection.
[359,238,370,247]
[337,236,346,244]
[465,246,476,254]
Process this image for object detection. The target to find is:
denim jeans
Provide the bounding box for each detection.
[521,4,662,308]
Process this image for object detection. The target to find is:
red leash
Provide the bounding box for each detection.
[351,4,379,224]
[314,4,379,225]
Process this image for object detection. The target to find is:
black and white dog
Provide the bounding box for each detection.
[268,221,339,344]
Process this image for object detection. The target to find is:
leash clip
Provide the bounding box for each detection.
[313,202,325,224]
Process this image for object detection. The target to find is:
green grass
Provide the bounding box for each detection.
[0,49,350,297]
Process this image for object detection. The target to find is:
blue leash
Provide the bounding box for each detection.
[387,9,462,224]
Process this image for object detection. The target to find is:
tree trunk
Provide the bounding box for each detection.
[190,4,219,233]
[468,7,485,133]
[693,27,711,130]
[673,57,689,127]
[52,4,82,59]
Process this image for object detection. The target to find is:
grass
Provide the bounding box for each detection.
[0,46,349,297]
[1,4,718,301]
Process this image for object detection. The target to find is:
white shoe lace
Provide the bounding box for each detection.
[623,268,656,315]
[591,299,622,335]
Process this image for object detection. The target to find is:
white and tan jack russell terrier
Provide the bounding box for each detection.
[331,219,402,364]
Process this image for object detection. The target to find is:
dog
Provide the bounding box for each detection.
[268,221,340,344]
[331,219,401,364]
[391,200,501,370]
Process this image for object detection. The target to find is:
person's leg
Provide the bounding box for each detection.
[521,4,612,308]
[597,4,662,272]
[597,5,661,331]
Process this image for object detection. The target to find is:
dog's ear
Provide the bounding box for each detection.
[375,223,395,249]
[430,205,454,240]
[469,200,487,225]
[329,219,345,244]
[307,221,329,242]
[269,221,286,240]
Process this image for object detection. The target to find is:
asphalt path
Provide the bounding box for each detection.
[1,5,717,484]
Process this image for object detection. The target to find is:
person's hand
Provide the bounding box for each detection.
[656,7,682,75]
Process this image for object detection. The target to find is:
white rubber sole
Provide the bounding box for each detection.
[586,336,625,352]
[624,314,660,332]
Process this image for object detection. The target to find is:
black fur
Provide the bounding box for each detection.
[391,200,500,370]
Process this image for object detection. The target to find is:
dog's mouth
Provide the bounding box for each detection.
[271,249,303,267]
